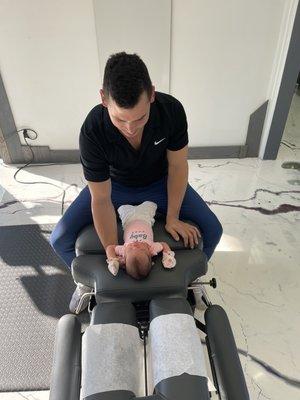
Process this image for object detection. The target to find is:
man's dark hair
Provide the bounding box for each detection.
[103,52,152,108]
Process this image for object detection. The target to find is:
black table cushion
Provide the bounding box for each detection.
[72,249,207,302]
[75,215,203,256]
[73,215,207,302]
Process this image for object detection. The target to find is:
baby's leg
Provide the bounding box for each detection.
[117,204,135,228]
[135,201,157,226]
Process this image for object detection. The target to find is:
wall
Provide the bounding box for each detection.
[93,0,171,94]
[170,0,289,147]
[0,0,100,150]
[0,0,296,154]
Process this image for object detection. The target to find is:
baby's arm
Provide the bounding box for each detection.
[160,242,176,269]
[106,244,117,259]
[105,245,120,276]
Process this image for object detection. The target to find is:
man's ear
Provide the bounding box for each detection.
[150,85,155,103]
[100,89,108,107]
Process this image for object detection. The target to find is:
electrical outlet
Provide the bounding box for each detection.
[23,129,29,139]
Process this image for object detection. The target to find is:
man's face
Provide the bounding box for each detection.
[100,88,155,139]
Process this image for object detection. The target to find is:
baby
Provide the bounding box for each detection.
[106,201,176,280]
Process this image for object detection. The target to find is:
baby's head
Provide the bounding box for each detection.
[125,242,152,280]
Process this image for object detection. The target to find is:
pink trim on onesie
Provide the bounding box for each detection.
[115,219,163,258]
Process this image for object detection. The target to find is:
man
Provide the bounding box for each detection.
[50,52,223,313]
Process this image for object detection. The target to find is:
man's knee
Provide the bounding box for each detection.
[202,217,223,260]
[49,228,75,270]
[204,215,223,247]
[213,218,223,242]
[49,226,66,254]
[49,230,59,252]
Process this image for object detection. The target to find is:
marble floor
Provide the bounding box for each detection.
[0,95,300,399]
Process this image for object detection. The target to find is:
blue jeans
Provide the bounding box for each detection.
[49,176,223,269]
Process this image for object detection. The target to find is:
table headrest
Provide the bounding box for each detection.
[71,248,207,303]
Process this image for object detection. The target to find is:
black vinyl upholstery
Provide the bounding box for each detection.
[205,305,250,400]
[72,215,207,302]
[49,315,81,400]
[72,249,207,302]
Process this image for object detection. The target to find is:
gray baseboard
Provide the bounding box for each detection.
[15,145,247,163]
[3,120,268,164]
[4,142,260,164]
[188,145,247,159]
[22,145,80,164]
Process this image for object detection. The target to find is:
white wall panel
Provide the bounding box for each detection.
[93,0,171,94]
[0,0,100,150]
[170,0,288,147]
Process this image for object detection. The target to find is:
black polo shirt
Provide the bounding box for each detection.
[79,91,189,187]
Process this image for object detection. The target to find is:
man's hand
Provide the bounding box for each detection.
[165,216,201,249]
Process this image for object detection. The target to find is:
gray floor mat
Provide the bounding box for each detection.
[0,224,90,392]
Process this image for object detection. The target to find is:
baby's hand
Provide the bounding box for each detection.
[106,258,120,276]
[162,250,176,269]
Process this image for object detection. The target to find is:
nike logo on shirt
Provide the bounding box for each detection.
[154,138,166,145]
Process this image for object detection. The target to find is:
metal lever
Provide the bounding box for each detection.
[188,278,217,290]
[201,278,217,288]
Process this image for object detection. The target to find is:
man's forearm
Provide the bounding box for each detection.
[91,200,118,250]
[167,162,188,219]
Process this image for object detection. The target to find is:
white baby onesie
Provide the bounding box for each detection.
[117,201,157,229]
